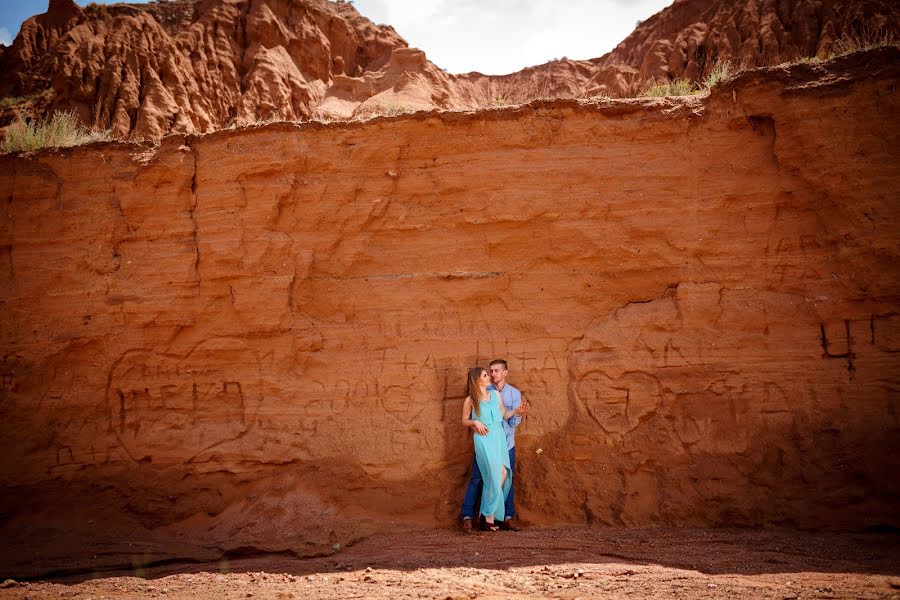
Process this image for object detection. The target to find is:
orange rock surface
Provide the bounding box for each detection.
[1,0,898,136]
[0,48,898,576]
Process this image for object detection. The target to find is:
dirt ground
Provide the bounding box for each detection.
[1,526,898,599]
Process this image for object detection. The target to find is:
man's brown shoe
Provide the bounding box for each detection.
[500,516,522,531]
[461,518,474,533]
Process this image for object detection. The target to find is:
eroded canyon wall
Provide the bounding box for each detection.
[3,0,899,135]
[1,49,899,576]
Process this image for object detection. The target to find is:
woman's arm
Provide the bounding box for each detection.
[461,396,488,435]
[499,391,526,420]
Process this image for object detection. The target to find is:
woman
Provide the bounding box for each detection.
[461,366,525,531]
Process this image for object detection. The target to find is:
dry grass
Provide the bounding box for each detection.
[84,3,110,18]
[0,96,32,109]
[702,60,733,90]
[775,28,897,68]
[250,109,288,126]
[0,90,53,109]
[484,94,511,108]
[639,79,697,98]
[353,99,418,120]
[307,110,334,124]
[468,87,517,110]
[1,110,111,154]
[831,27,897,58]
[641,61,734,97]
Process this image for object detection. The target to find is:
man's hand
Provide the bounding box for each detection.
[473,422,489,435]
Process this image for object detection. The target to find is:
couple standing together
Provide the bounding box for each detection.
[459,359,530,532]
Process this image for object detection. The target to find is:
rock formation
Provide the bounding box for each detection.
[0,0,898,137]
[1,48,898,577]
[0,0,407,137]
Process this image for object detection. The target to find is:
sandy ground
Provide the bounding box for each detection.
[1,527,898,599]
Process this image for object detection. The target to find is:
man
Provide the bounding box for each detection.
[460,358,528,532]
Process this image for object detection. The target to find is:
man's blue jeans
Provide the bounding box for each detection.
[460,446,516,519]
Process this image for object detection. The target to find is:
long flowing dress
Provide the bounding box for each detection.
[472,389,512,520]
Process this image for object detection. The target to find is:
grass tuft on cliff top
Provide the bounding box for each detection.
[702,60,733,90]
[831,27,897,58]
[353,99,418,120]
[639,79,698,98]
[639,60,735,98]
[1,110,111,154]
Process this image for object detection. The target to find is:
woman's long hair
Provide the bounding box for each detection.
[467,366,488,417]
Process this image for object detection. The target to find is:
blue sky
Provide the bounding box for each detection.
[1,0,671,75]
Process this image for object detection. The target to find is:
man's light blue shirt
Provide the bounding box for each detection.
[488,382,522,450]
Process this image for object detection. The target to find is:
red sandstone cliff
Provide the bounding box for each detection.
[0,48,898,577]
[0,0,407,137]
[1,0,898,137]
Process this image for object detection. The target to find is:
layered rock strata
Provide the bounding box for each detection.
[0,48,898,577]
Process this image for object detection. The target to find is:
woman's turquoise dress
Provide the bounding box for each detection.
[472,390,512,521]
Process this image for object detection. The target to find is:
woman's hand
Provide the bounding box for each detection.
[473,421,489,435]
[504,401,529,419]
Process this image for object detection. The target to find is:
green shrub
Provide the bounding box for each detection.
[640,79,697,97]
[1,110,111,154]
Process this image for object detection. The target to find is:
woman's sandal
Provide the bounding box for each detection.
[483,521,501,532]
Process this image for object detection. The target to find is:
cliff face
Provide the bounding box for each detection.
[1,0,898,136]
[0,48,898,576]
[593,0,900,87]
[0,0,408,137]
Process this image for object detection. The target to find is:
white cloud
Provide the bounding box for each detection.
[0,27,12,47]
[353,0,673,74]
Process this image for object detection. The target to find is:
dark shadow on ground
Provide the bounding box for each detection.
[38,526,900,584]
